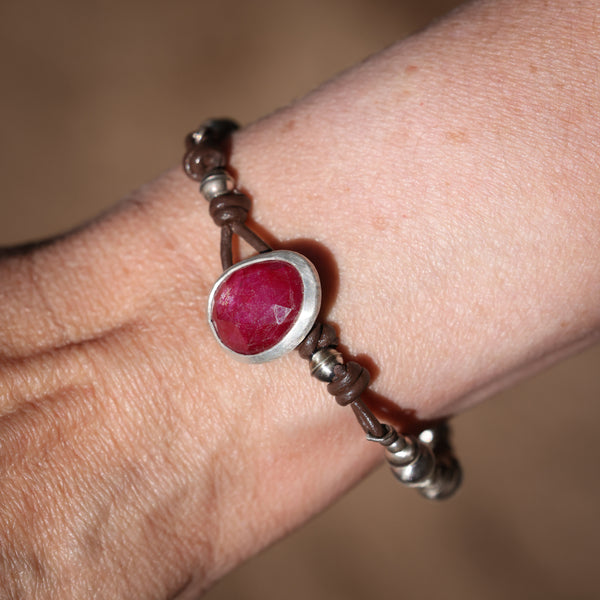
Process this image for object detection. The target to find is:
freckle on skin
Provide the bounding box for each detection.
[445,130,469,144]
[282,119,296,133]
[371,214,387,232]
[405,65,419,74]
[529,64,538,74]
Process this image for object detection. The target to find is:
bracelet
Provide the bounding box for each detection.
[183,118,462,500]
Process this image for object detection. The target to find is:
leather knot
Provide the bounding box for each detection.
[209,192,251,227]
[327,361,370,406]
[297,322,339,359]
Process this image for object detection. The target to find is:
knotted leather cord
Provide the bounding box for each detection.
[297,323,385,438]
[184,122,270,269]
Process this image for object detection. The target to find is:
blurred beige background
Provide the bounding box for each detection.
[1,1,599,599]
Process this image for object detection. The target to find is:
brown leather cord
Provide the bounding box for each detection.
[220,225,233,270]
[329,362,386,437]
[190,147,272,270]
[212,195,272,269]
[231,222,271,254]
[298,322,385,438]
[209,190,272,268]
[296,322,339,358]
[351,401,386,439]
[327,362,370,406]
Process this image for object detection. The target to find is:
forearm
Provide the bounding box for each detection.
[1,0,599,597]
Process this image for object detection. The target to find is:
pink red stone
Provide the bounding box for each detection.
[211,260,303,355]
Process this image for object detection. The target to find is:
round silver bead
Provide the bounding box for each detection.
[385,435,418,466]
[418,428,436,445]
[200,168,236,201]
[419,457,462,500]
[309,348,343,382]
[389,441,435,487]
[367,425,416,465]
[418,422,450,449]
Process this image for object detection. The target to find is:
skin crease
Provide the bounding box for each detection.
[0,0,599,597]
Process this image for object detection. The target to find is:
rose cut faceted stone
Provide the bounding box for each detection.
[211,259,304,355]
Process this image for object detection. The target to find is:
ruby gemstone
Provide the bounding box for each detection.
[211,260,304,355]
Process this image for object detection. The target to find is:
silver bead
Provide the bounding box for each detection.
[200,168,236,201]
[418,428,436,445]
[418,422,450,449]
[309,348,343,382]
[385,435,418,466]
[389,440,435,487]
[367,425,416,465]
[417,422,462,498]
[368,423,461,498]
[419,458,462,500]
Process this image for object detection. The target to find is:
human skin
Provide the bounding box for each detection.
[0,0,599,597]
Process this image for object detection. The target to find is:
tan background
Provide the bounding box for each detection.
[1,1,599,599]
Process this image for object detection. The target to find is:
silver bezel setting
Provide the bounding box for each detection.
[207,250,321,364]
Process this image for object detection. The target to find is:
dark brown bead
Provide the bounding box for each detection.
[184,131,199,150]
[184,119,239,152]
[183,143,226,181]
[202,118,240,142]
